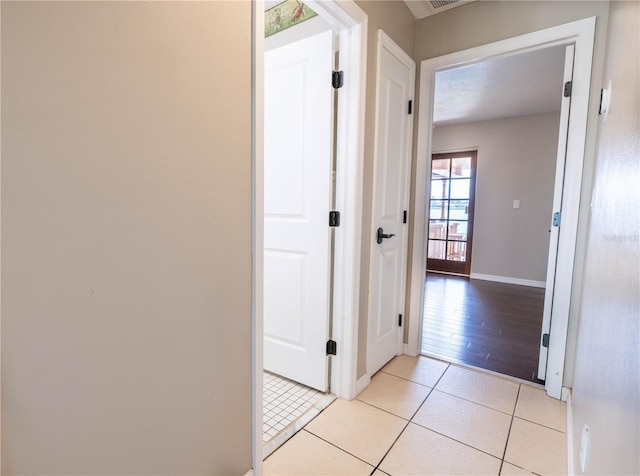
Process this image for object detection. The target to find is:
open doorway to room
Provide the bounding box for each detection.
[256,0,367,462]
[409,18,595,400]
[420,46,567,383]
[262,1,336,454]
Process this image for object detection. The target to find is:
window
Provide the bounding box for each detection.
[427,151,477,275]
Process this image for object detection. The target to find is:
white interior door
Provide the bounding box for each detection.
[263,30,333,392]
[538,44,575,381]
[367,31,415,376]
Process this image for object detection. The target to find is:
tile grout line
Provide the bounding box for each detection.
[300,429,378,471]
[369,362,452,475]
[355,398,414,421]
[409,361,453,421]
[512,415,567,434]
[359,374,514,462]
[365,406,412,474]
[499,383,521,475]
[378,369,441,388]
[407,421,508,462]
[429,387,517,416]
[405,358,529,471]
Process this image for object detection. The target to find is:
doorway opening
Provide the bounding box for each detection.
[408,18,596,399]
[420,45,565,384]
[252,1,368,470]
[262,10,336,453]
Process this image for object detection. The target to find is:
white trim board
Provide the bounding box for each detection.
[566,388,574,476]
[355,373,371,397]
[469,273,546,288]
[408,17,596,401]
[251,2,265,473]
[538,43,575,383]
[252,0,368,473]
[306,0,368,402]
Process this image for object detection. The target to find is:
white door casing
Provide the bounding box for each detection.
[409,18,596,399]
[263,30,333,391]
[367,30,415,376]
[538,44,575,381]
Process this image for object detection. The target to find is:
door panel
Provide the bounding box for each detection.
[367,32,415,376]
[426,151,477,275]
[538,44,575,381]
[263,30,333,391]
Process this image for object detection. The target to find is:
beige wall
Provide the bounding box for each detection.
[432,112,561,282]
[354,1,416,378]
[414,1,609,60]
[569,1,639,474]
[1,2,252,474]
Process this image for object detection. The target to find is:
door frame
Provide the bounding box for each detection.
[407,17,596,400]
[252,1,367,472]
[366,29,416,377]
[538,44,575,382]
[425,150,478,276]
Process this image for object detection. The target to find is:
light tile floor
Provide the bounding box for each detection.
[263,371,325,443]
[264,355,567,475]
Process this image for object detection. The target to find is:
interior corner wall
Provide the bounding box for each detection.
[1,2,252,474]
[353,0,416,379]
[431,112,561,283]
[568,1,639,474]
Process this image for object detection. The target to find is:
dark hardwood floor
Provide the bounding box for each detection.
[421,272,545,383]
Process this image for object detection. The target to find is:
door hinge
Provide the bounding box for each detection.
[329,211,341,227]
[564,81,572,98]
[326,339,337,355]
[542,333,550,348]
[552,211,562,227]
[332,71,344,89]
[408,100,413,114]
[398,314,403,327]
[403,210,408,224]
[599,87,612,115]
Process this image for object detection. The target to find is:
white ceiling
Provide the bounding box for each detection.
[433,46,566,126]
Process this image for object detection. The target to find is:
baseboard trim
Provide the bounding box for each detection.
[403,343,418,357]
[470,273,545,288]
[354,373,371,398]
[566,388,574,476]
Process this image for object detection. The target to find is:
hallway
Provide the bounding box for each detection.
[264,355,567,475]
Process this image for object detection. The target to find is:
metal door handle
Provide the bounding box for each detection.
[377,227,395,245]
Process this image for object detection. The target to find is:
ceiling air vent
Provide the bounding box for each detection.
[431,0,459,9]
[403,0,476,19]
